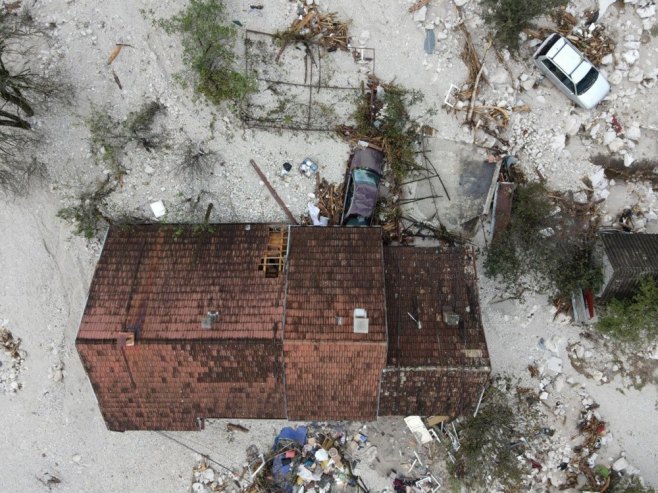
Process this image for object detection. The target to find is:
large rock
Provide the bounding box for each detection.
[612,457,629,472]
[628,67,644,83]
[622,50,640,65]
[564,115,581,136]
[636,4,656,18]
[608,138,625,153]
[626,123,641,141]
[609,70,623,85]
[413,6,427,22]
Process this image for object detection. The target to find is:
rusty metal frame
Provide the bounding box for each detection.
[242,29,375,132]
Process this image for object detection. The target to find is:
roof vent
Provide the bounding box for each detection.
[442,306,460,326]
[202,311,219,329]
[353,308,369,334]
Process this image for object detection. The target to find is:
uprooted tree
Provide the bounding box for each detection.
[479,0,568,50]
[159,0,255,105]
[484,182,603,301]
[0,12,64,193]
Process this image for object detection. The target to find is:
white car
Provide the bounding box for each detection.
[533,33,610,109]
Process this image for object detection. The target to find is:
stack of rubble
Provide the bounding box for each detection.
[191,459,236,493]
[244,424,372,492]
[0,325,26,393]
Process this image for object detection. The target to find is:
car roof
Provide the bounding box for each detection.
[547,37,585,76]
[350,147,384,174]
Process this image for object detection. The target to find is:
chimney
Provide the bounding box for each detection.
[353,308,369,334]
[202,311,219,329]
[442,306,460,326]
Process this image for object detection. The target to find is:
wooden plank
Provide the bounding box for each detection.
[250,159,299,225]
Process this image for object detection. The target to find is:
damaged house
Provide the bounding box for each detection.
[76,225,490,431]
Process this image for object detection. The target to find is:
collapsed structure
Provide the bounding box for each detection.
[76,225,490,431]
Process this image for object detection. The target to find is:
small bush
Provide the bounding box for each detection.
[479,0,567,50]
[160,0,256,104]
[57,179,116,239]
[598,277,658,342]
[175,141,218,178]
[87,101,166,176]
[352,83,423,182]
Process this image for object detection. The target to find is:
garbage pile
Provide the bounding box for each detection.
[243,424,371,492]
[0,325,27,393]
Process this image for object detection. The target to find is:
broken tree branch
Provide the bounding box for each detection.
[466,41,492,124]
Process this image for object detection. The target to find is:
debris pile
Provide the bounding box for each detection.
[276,3,351,53]
[313,175,344,225]
[244,424,371,492]
[524,7,615,65]
[0,325,27,393]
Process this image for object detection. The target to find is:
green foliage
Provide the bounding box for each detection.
[598,277,658,342]
[57,179,115,239]
[159,0,255,104]
[484,183,603,299]
[451,387,526,489]
[479,0,567,50]
[87,101,165,176]
[352,84,422,182]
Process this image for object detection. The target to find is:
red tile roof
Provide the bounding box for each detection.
[79,224,286,342]
[383,246,489,368]
[284,340,386,421]
[284,227,387,342]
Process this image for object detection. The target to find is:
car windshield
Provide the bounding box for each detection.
[543,59,575,94]
[353,168,379,186]
[576,67,599,95]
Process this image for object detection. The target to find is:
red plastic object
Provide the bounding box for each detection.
[611,115,623,135]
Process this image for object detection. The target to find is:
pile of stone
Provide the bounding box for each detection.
[191,458,237,493]
[0,325,27,393]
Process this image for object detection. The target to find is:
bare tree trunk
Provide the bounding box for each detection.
[0,108,30,129]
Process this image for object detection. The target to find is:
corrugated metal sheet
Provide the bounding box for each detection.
[600,233,658,301]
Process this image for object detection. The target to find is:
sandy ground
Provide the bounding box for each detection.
[1,0,657,491]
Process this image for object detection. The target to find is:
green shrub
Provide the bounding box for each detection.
[479,0,567,50]
[484,183,602,299]
[452,387,526,489]
[57,179,116,239]
[598,277,658,342]
[352,83,423,182]
[160,0,255,104]
[87,101,166,177]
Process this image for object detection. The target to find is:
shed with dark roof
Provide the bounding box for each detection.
[77,225,490,431]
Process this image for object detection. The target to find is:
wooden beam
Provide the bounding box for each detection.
[249,159,299,225]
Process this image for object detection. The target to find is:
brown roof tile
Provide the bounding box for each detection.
[79,224,286,342]
[383,246,490,368]
[284,227,387,342]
